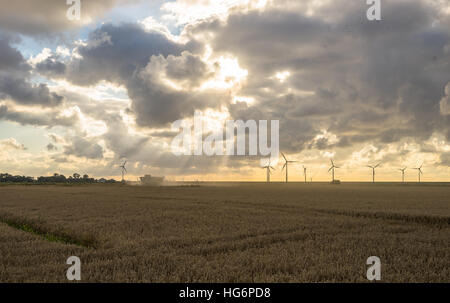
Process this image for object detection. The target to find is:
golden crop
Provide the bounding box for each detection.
[0,183,448,282]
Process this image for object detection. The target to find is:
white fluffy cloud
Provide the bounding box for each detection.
[0,138,27,150]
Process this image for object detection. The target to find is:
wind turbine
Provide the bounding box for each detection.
[413,163,423,182]
[303,166,307,183]
[119,161,127,182]
[328,159,340,182]
[366,163,381,183]
[281,152,297,183]
[398,167,407,183]
[262,159,275,183]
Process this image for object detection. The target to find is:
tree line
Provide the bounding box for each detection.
[0,173,117,184]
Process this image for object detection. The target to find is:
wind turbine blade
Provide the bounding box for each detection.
[270,166,275,170]
[331,159,334,166]
[328,167,332,172]
[282,153,287,161]
[282,163,286,171]
[375,163,380,168]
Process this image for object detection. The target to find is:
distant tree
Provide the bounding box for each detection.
[1,171,108,184]
[1,173,34,183]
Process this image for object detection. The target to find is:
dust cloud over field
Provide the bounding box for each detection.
[0,183,449,282]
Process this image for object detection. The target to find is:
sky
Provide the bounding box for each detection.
[0,0,449,182]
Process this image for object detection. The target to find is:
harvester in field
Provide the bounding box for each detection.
[139,175,164,186]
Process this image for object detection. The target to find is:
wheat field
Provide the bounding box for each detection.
[0,183,448,282]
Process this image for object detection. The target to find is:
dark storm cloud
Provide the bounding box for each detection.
[36,56,67,78]
[164,51,212,87]
[66,23,186,85]
[128,68,228,127]
[0,75,63,106]
[58,23,222,127]
[0,37,64,107]
[64,136,104,160]
[0,36,29,71]
[0,105,78,127]
[192,0,450,153]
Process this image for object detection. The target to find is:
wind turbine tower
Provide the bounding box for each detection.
[413,163,423,182]
[303,166,307,183]
[119,161,127,182]
[328,159,340,182]
[281,153,297,183]
[366,163,380,183]
[262,159,275,183]
[398,167,407,183]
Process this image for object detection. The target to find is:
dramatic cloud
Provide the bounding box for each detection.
[0,0,449,180]
[35,56,67,78]
[191,0,450,153]
[63,135,104,160]
[0,76,64,106]
[0,36,29,71]
[128,53,229,126]
[0,105,79,127]
[0,0,139,36]
[0,37,64,107]
[52,23,227,126]
[65,23,187,85]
